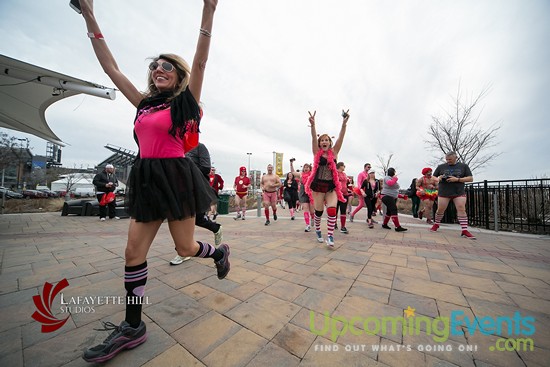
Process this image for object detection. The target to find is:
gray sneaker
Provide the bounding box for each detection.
[214,226,223,247]
[215,244,231,279]
[170,255,191,265]
[82,320,147,363]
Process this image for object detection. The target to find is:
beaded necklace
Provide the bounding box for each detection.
[135,102,171,123]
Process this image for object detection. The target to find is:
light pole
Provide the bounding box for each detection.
[246,153,252,174]
[16,138,28,190]
[246,152,252,194]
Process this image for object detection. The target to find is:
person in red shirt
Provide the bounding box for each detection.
[336,162,351,234]
[209,167,224,220]
[233,166,251,220]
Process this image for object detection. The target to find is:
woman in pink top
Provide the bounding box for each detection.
[290,159,314,232]
[350,163,372,221]
[78,0,228,363]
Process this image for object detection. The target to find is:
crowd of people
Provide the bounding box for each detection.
[216,113,476,246]
[208,122,477,243]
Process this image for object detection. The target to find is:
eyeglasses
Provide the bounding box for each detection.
[148,61,175,73]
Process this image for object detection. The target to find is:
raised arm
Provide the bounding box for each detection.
[333,109,349,155]
[188,0,218,103]
[289,159,301,179]
[308,111,318,155]
[79,0,143,107]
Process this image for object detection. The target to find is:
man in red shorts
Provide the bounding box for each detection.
[261,164,282,225]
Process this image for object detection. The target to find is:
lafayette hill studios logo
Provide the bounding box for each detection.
[32,278,152,333]
[31,278,70,333]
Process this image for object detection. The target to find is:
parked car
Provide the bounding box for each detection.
[37,189,60,198]
[21,189,48,199]
[61,198,128,217]
[74,187,96,198]
[0,187,24,199]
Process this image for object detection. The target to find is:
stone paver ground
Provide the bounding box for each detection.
[1,208,549,367]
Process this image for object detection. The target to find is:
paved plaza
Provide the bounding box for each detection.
[1,209,549,367]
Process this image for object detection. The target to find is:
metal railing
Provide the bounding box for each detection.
[466,179,550,235]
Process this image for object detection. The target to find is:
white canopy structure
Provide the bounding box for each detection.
[0,54,116,146]
[50,172,126,193]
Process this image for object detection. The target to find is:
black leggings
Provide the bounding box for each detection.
[381,195,398,216]
[337,200,348,217]
[365,196,377,219]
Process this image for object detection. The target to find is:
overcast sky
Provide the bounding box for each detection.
[1,0,549,185]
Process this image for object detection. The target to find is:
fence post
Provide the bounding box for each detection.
[483,180,490,230]
[493,191,499,232]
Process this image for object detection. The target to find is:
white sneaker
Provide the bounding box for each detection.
[100,217,106,221]
[304,225,311,232]
[316,230,324,243]
[214,226,223,247]
[170,255,191,265]
[111,216,120,220]
[326,235,335,247]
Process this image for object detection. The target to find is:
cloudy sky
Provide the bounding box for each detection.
[1,0,549,185]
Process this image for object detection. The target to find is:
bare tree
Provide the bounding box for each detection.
[0,132,18,171]
[426,83,501,172]
[376,153,395,176]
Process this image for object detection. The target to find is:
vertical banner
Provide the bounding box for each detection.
[275,152,284,176]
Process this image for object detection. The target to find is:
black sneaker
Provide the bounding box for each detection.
[212,213,218,221]
[340,227,349,234]
[273,214,278,221]
[82,320,147,363]
[265,220,270,226]
[215,244,231,279]
[382,224,391,229]
[395,226,408,232]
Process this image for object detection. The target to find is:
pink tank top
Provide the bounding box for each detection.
[134,108,186,158]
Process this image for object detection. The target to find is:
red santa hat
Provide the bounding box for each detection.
[422,167,432,175]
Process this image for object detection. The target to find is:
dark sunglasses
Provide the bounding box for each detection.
[148,61,175,73]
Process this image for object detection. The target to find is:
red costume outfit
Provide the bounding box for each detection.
[234,176,251,198]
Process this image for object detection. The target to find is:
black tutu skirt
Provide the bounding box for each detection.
[125,157,217,222]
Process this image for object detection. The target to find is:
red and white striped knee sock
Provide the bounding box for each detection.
[326,207,337,236]
[314,211,322,231]
[457,215,468,230]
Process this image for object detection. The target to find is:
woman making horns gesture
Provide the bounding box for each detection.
[76,0,228,363]
[305,110,349,247]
